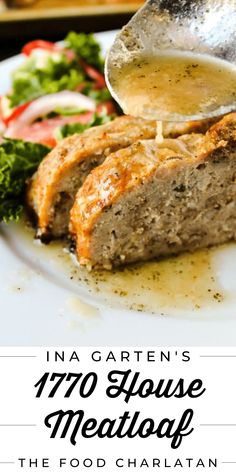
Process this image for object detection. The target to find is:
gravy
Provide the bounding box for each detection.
[110,51,236,121]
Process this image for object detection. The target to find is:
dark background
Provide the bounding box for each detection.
[0,13,132,60]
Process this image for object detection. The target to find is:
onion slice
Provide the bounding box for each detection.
[5,91,96,138]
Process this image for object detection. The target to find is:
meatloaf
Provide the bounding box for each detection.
[26,115,216,240]
[70,113,236,270]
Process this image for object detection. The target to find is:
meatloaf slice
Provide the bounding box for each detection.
[70,113,236,270]
[26,116,157,240]
[26,115,217,240]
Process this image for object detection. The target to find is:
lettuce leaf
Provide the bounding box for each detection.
[9,53,85,108]
[0,139,50,222]
[65,32,104,71]
[8,32,105,108]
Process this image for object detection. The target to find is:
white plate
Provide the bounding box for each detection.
[1,30,236,346]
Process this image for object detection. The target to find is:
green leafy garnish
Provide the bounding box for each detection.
[65,32,104,71]
[87,87,111,103]
[9,53,85,107]
[56,112,114,140]
[8,32,106,108]
[0,139,50,222]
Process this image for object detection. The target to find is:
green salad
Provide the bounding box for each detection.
[9,33,106,108]
[0,32,117,223]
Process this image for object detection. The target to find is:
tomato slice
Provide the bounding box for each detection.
[5,96,116,147]
[22,40,60,56]
[6,112,95,147]
[80,60,106,89]
[3,101,32,125]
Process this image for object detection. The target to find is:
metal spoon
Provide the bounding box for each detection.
[105,0,236,121]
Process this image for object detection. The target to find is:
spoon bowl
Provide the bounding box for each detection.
[105,0,236,121]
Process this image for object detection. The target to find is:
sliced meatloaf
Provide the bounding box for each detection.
[70,113,236,270]
[26,115,216,240]
[26,116,156,240]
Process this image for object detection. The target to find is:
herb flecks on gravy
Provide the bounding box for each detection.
[110,52,236,121]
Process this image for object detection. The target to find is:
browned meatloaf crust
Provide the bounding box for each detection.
[70,113,236,269]
[26,115,216,240]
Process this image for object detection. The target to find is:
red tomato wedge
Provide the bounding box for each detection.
[6,112,95,147]
[80,60,106,89]
[22,40,61,56]
[3,101,32,125]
